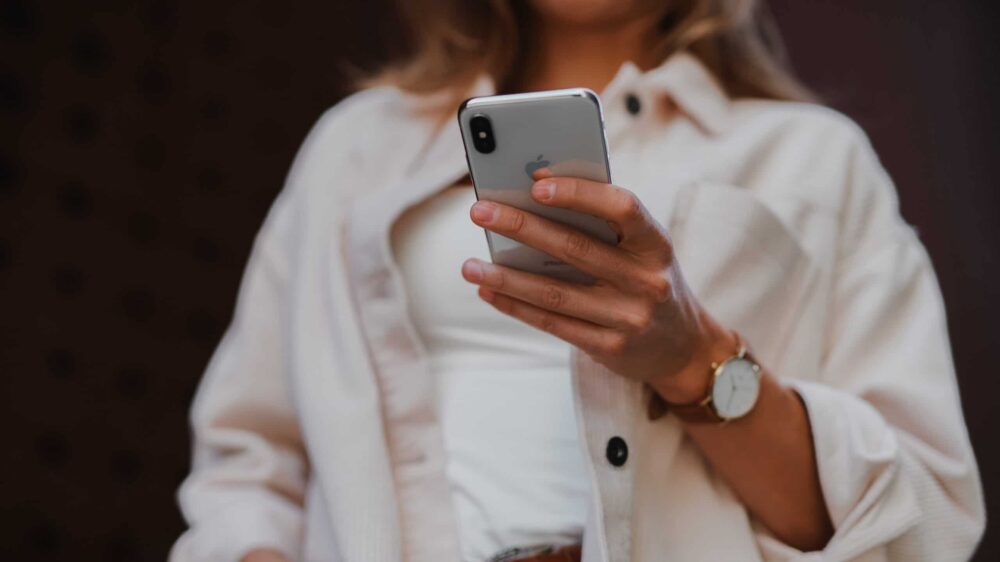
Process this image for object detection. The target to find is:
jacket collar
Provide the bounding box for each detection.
[454,51,731,136]
[612,52,731,136]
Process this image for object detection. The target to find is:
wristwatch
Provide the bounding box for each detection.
[647,336,763,423]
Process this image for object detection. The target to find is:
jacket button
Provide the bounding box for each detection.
[606,436,628,467]
[624,93,641,115]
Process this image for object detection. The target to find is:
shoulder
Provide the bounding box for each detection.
[728,98,875,159]
[283,85,444,195]
[251,85,455,274]
[721,98,890,211]
[299,86,417,160]
[313,84,437,132]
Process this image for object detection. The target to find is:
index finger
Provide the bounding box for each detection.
[530,176,666,253]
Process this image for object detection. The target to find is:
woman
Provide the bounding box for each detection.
[171,1,985,561]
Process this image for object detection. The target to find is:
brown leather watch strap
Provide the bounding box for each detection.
[645,383,669,421]
[646,385,725,423]
[666,395,726,423]
[494,543,582,562]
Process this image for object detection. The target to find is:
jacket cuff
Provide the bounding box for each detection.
[780,380,920,560]
[170,495,303,562]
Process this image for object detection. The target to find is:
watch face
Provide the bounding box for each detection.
[711,357,760,419]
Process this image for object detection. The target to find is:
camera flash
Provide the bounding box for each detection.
[478,131,487,139]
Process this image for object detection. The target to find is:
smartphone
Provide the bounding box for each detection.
[457,88,617,284]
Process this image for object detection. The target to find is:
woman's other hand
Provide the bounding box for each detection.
[462,174,736,404]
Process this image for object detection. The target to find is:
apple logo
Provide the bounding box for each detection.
[524,154,550,178]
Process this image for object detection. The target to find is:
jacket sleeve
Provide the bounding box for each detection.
[169,178,307,562]
[758,129,985,561]
[168,89,395,562]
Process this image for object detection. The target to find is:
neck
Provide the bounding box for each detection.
[513,16,659,93]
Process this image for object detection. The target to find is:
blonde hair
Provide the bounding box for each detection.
[366,0,815,105]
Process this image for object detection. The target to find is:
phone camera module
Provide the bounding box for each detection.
[470,115,496,154]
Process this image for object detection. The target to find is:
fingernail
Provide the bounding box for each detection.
[532,180,555,201]
[471,201,497,223]
[462,259,483,282]
[531,167,554,180]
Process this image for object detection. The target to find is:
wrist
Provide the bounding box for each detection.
[651,321,739,404]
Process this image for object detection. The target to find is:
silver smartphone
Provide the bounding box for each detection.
[457,88,617,284]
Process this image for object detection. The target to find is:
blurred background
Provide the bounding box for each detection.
[1,0,997,560]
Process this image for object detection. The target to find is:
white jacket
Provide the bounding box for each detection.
[171,53,984,562]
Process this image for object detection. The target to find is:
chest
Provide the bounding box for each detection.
[289,114,841,562]
[328,116,839,383]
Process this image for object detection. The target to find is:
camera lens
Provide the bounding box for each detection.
[469,114,495,154]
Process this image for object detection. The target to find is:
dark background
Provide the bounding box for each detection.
[1,0,997,560]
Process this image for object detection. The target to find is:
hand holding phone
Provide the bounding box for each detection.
[457,88,737,404]
[457,88,616,284]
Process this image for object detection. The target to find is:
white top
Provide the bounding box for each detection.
[390,185,589,562]
[172,53,984,562]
